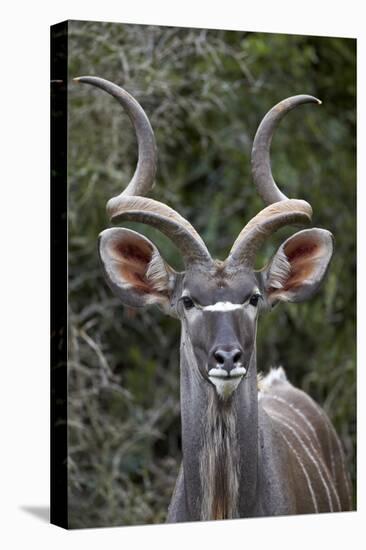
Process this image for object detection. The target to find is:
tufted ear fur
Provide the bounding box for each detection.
[262,228,334,305]
[98,228,177,311]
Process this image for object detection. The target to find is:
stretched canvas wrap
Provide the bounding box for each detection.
[51,20,356,529]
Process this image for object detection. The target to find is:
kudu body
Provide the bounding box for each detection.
[76,76,352,521]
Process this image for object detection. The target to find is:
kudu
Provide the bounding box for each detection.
[75,76,352,521]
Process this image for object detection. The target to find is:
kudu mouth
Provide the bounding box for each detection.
[208,367,247,379]
[208,367,247,400]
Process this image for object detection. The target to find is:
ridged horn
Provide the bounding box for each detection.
[75,76,212,266]
[74,75,157,199]
[251,95,321,205]
[226,95,320,266]
[227,199,312,266]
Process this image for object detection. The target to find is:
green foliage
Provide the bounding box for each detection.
[67,21,356,527]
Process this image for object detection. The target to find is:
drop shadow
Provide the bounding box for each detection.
[20,506,50,523]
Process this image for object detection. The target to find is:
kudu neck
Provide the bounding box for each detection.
[179,330,259,520]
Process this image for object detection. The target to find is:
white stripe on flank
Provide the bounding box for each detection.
[279,431,319,513]
[270,408,341,511]
[271,412,334,512]
[267,394,322,450]
[294,390,352,509]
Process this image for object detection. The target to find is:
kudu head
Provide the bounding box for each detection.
[76,77,333,400]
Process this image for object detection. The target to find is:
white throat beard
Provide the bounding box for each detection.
[209,375,244,399]
[199,389,240,520]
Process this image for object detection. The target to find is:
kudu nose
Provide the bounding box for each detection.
[212,347,243,375]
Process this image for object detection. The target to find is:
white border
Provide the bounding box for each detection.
[1,2,364,549]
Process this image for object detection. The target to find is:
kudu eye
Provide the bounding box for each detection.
[182,296,195,310]
[249,293,261,307]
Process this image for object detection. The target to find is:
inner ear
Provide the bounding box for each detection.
[109,232,161,294]
[99,228,176,309]
[264,228,334,304]
[282,233,323,290]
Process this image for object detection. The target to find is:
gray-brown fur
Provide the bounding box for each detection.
[259,373,352,513]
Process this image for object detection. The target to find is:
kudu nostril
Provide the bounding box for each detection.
[212,348,243,374]
[233,351,242,364]
[214,351,225,365]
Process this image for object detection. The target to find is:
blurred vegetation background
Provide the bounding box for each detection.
[67,21,356,528]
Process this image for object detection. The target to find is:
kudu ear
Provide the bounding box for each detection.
[98,228,177,312]
[262,228,334,305]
